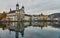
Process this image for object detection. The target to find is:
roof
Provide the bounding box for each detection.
[25,14,31,16]
[9,9,21,13]
[32,15,40,17]
[9,10,16,13]
[16,3,19,6]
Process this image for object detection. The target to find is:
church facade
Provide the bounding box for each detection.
[7,3,25,21]
[6,3,32,25]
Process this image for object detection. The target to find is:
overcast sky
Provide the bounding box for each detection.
[0,0,60,15]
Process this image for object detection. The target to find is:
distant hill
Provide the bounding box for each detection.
[48,13,60,18]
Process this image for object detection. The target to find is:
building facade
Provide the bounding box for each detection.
[32,13,48,21]
[6,3,32,26]
[7,3,25,21]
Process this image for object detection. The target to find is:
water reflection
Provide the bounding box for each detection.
[0,22,60,38]
[0,23,6,30]
[8,22,24,38]
[50,22,60,28]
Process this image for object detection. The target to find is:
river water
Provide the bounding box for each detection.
[0,22,60,38]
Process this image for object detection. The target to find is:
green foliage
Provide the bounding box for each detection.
[2,12,7,18]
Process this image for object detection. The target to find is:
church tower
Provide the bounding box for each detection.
[15,3,20,22]
[21,6,24,11]
[16,3,19,10]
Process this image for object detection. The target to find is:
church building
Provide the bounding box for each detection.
[7,3,25,21]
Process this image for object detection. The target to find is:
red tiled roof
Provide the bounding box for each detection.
[9,9,21,13]
[9,10,16,13]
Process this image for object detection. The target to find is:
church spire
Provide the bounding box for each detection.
[21,6,24,11]
[16,2,19,6]
[16,2,19,10]
[10,8,11,11]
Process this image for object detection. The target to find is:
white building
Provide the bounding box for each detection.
[7,3,25,21]
[6,3,25,26]
[6,3,32,26]
[32,15,40,21]
[24,14,31,21]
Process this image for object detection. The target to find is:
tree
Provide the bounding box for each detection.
[2,11,7,18]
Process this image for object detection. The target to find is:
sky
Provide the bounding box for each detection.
[0,0,60,15]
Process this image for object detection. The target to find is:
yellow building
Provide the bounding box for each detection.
[40,13,48,20]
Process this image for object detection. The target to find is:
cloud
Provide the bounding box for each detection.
[0,0,60,15]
